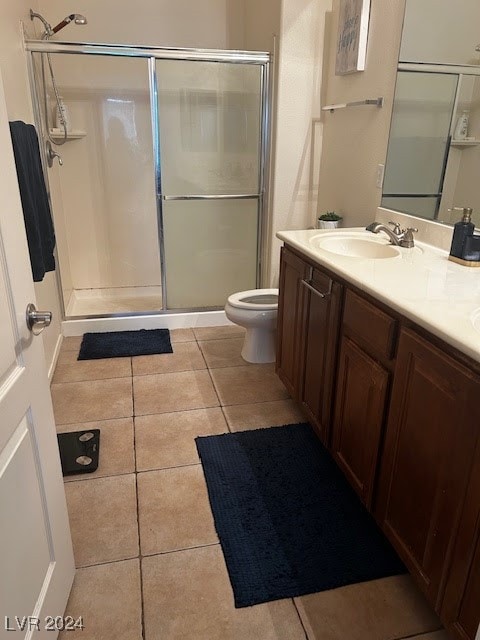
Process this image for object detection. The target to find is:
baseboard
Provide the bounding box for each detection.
[61,310,232,337]
[48,333,63,382]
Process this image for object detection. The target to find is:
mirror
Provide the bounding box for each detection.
[381,0,480,225]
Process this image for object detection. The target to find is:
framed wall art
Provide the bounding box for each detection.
[335,0,371,75]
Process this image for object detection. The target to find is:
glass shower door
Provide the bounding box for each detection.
[156,59,264,309]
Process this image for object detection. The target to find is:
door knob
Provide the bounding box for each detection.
[26,303,52,335]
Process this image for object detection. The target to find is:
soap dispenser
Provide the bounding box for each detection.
[448,207,480,267]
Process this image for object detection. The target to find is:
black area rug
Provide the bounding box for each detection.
[196,423,405,608]
[78,329,172,360]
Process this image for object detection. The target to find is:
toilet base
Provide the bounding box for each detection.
[241,327,276,364]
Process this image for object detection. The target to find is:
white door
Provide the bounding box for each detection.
[0,70,75,638]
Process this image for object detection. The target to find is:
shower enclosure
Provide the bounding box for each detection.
[25,40,271,319]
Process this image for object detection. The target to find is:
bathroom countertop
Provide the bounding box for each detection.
[277,228,480,364]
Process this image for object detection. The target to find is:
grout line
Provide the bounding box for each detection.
[51,373,132,386]
[64,470,136,484]
[63,471,137,485]
[132,372,146,640]
[56,413,133,428]
[76,553,141,571]
[136,462,201,477]
[292,599,310,640]
[220,406,233,433]
[131,365,208,378]
[140,541,220,559]
[56,414,134,431]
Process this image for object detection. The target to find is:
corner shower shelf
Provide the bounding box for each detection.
[49,128,86,142]
[451,139,480,148]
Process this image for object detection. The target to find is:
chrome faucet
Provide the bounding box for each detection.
[366,221,417,248]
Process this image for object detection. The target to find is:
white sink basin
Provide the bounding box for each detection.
[311,233,401,259]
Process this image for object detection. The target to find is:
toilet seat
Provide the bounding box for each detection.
[227,288,278,311]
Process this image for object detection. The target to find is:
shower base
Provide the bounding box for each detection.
[65,286,163,317]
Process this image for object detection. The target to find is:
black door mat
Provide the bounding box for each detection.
[196,423,405,608]
[78,328,173,360]
[57,430,100,476]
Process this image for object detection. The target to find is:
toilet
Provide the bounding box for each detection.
[225,288,279,363]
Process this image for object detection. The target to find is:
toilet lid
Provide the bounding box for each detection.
[227,288,279,310]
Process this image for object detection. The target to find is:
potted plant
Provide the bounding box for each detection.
[317,212,343,230]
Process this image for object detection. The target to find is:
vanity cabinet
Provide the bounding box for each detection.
[276,242,480,640]
[376,328,479,608]
[276,246,343,444]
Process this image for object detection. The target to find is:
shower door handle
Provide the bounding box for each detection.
[162,194,261,201]
[26,303,52,335]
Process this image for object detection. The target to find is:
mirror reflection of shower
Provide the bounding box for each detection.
[29,9,87,156]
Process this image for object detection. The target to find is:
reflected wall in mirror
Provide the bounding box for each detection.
[400,0,480,66]
[381,0,480,226]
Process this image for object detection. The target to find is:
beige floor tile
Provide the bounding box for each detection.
[193,325,245,341]
[135,408,227,471]
[58,418,135,482]
[224,399,305,431]
[132,341,206,376]
[170,328,196,343]
[142,546,306,640]
[60,559,142,640]
[199,338,249,369]
[133,370,219,416]
[137,466,218,555]
[51,378,133,426]
[56,349,86,365]
[61,336,83,352]
[52,357,131,383]
[65,474,138,567]
[210,364,289,406]
[295,575,442,640]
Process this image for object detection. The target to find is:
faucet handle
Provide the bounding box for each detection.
[399,227,418,248]
[388,221,402,235]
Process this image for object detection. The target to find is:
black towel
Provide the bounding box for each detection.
[9,121,55,282]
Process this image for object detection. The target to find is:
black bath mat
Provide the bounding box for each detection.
[78,329,172,359]
[57,429,100,476]
[196,423,405,608]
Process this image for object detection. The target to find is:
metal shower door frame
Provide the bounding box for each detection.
[25,39,272,317]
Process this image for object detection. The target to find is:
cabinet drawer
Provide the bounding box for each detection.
[343,289,397,360]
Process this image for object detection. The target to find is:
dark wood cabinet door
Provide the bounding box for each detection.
[276,247,308,399]
[446,536,480,640]
[442,433,480,640]
[332,336,390,508]
[376,328,479,609]
[299,268,342,445]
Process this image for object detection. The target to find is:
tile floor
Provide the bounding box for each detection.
[52,326,451,640]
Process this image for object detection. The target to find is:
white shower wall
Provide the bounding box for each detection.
[44,55,160,301]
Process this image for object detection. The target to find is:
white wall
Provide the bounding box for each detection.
[400,0,480,66]
[37,0,243,49]
[267,0,332,286]
[0,0,63,375]
[317,0,406,227]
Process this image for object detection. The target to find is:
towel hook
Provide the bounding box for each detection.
[46,140,63,167]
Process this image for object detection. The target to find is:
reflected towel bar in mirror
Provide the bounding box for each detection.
[322,97,384,112]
